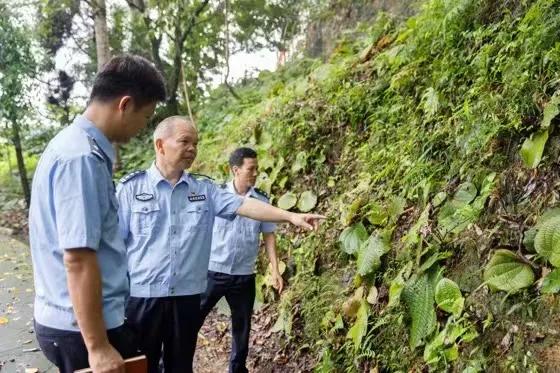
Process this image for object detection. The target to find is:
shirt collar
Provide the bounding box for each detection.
[74,115,115,164]
[147,162,189,187]
[228,180,254,197]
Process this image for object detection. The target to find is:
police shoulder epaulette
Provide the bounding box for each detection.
[87,136,105,161]
[190,173,215,182]
[253,187,269,199]
[119,170,145,184]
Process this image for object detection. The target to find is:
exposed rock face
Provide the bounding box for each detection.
[305,0,415,58]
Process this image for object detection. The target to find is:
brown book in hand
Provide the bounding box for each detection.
[74,355,147,373]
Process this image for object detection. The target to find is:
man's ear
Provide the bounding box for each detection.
[117,96,133,112]
[232,165,239,176]
[155,138,164,154]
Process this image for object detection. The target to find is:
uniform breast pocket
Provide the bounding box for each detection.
[131,203,160,236]
[183,203,210,230]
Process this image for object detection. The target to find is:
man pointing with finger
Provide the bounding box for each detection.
[116,116,324,373]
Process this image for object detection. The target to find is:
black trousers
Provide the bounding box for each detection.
[34,320,139,373]
[125,295,201,373]
[199,271,256,373]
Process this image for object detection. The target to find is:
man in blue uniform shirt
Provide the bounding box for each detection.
[29,55,166,373]
[199,147,283,373]
[116,116,324,373]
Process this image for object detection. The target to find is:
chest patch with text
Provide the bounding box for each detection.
[135,193,154,201]
[188,194,207,202]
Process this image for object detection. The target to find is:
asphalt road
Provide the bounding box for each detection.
[0,234,52,372]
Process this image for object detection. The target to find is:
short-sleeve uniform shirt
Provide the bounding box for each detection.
[116,163,243,297]
[29,115,128,331]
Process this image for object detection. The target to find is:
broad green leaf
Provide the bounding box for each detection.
[483,249,535,293]
[541,94,560,129]
[435,278,464,316]
[338,222,368,255]
[291,151,308,174]
[346,299,369,350]
[298,191,317,212]
[520,129,549,169]
[356,233,390,276]
[403,273,437,348]
[542,269,560,294]
[451,182,477,207]
[523,209,560,252]
[535,215,560,266]
[277,192,297,210]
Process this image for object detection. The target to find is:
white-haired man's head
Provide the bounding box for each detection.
[153,116,198,171]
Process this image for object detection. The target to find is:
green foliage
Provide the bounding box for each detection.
[434,278,464,317]
[423,317,478,369]
[298,191,317,212]
[346,299,369,350]
[541,268,560,294]
[356,232,391,276]
[339,222,368,255]
[161,0,560,369]
[535,215,560,266]
[520,129,550,169]
[403,272,438,348]
[437,174,495,236]
[483,249,535,293]
[277,191,298,210]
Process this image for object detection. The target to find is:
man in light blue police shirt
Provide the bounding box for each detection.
[29,55,166,373]
[116,116,324,373]
[199,147,283,373]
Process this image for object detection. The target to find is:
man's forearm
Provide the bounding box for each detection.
[263,233,279,273]
[237,198,293,223]
[64,249,110,352]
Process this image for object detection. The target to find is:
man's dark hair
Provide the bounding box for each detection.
[229,147,257,168]
[89,54,166,108]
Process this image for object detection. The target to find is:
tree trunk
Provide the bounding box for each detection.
[11,120,30,207]
[93,0,110,71]
[93,0,121,171]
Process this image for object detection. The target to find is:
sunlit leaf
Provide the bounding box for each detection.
[298,191,317,212]
[277,192,297,210]
[435,278,464,316]
[339,222,368,255]
[520,129,549,169]
[483,249,534,293]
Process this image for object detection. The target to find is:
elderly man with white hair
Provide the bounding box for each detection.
[116,116,324,373]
